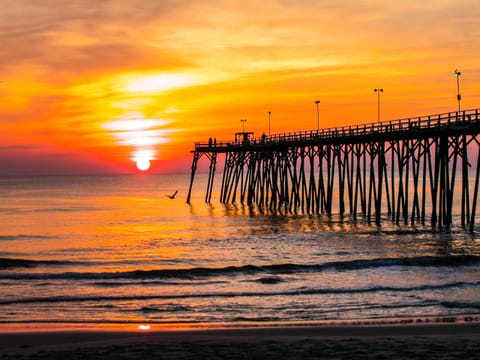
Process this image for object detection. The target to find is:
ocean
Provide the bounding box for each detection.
[0,174,479,328]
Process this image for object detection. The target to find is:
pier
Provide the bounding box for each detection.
[187,109,480,230]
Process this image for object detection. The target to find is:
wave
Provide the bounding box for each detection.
[0,281,478,306]
[0,258,84,270]
[1,254,479,277]
[92,280,230,287]
[441,301,480,309]
[322,255,480,270]
[0,235,54,241]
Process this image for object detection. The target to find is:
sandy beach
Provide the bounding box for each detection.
[1,323,480,359]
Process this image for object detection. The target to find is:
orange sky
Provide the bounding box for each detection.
[1,0,479,175]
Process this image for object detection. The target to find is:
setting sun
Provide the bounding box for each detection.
[133,149,155,171]
[102,113,172,171]
[136,158,151,171]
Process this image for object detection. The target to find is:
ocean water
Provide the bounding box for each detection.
[0,174,479,328]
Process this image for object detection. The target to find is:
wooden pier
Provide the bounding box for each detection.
[187,109,480,229]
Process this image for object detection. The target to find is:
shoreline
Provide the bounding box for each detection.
[1,322,480,359]
[2,313,480,332]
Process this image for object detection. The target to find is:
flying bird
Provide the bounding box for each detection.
[166,190,178,199]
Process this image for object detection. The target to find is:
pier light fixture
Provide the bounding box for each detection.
[268,111,271,135]
[454,69,461,112]
[240,119,247,133]
[315,100,320,130]
[374,88,383,124]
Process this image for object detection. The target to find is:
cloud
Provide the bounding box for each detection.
[0,0,188,75]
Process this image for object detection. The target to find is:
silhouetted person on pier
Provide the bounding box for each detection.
[208,137,212,147]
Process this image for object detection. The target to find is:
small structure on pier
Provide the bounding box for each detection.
[187,109,480,230]
[235,131,254,145]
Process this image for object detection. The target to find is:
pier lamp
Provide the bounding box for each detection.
[454,69,461,112]
[374,88,383,124]
[241,119,247,133]
[268,111,271,135]
[315,100,320,130]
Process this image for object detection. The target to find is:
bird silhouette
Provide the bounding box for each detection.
[166,190,178,199]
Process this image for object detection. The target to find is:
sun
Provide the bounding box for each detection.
[133,149,155,172]
[136,158,151,171]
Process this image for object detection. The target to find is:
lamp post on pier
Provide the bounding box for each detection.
[241,119,247,133]
[374,88,383,124]
[315,100,320,130]
[268,111,271,135]
[454,69,462,112]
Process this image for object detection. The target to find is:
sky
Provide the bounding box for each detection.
[1,0,479,175]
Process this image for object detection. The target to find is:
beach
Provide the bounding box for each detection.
[1,323,480,359]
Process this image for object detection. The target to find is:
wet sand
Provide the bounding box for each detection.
[1,323,480,359]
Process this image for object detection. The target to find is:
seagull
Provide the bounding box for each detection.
[166,190,178,199]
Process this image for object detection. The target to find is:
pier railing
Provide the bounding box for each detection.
[194,109,480,151]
